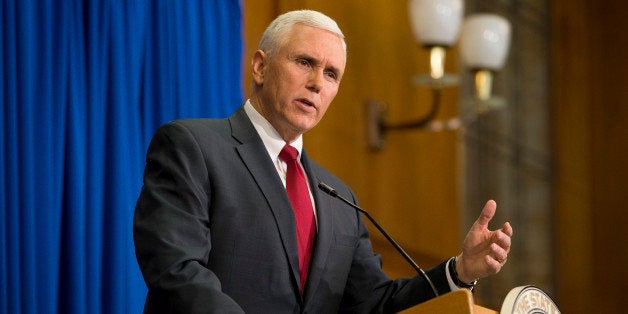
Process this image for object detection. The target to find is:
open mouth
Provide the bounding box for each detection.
[298,98,316,109]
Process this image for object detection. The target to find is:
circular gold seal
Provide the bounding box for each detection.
[500,285,560,314]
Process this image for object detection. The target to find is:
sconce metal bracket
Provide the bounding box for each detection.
[366,89,442,151]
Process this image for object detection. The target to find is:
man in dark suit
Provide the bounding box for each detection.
[133,10,513,313]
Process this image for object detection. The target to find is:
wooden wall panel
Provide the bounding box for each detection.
[552,0,628,312]
[550,0,594,311]
[242,0,277,95]
[588,1,628,312]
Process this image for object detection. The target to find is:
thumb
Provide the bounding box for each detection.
[474,200,497,229]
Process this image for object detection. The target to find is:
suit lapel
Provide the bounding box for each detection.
[300,152,334,305]
[229,107,303,300]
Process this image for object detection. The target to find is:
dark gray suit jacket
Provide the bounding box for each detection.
[133,106,452,313]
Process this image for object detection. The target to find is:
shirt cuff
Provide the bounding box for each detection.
[445,258,461,291]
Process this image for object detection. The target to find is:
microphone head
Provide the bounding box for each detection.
[317,182,339,197]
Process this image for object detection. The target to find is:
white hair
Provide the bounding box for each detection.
[258,10,347,57]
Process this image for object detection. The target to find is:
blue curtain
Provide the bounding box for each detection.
[0,1,243,313]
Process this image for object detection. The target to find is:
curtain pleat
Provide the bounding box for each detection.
[1,1,243,313]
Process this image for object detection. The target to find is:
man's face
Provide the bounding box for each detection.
[251,24,346,143]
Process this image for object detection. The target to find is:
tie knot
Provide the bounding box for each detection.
[279,144,298,162]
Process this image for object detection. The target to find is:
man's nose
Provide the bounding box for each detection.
[306,68,323,93]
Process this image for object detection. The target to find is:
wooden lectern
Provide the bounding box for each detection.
[404,290,497,314]
[405,285,560,313]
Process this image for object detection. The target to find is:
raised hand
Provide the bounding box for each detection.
[455,200,513,283]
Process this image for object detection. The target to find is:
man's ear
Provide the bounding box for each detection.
[251,50,267,85]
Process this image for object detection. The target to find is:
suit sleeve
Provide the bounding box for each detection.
[133,122,244,313]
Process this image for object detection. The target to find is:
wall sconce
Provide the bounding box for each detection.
[367,0,511,150]
[459,14,512,109]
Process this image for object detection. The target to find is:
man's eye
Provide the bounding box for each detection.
[296,59,310,67]
[325,71,337,81]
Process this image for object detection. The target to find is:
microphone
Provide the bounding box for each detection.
[318,182,439,297]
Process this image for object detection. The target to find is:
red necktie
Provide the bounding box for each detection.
[279,144,316,292]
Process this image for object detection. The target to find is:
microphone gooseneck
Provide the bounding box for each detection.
[317,182,439,297]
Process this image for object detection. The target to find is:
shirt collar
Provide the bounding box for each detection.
[244,100,303,160]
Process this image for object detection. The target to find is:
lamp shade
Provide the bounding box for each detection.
[408,0,464,47]
[459,14,511,70]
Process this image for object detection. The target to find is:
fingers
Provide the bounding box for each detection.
[484,255,503,274]
[475,200,496,228]
[490,222,512,262]
[502,221,513,237]
[482,243,509,274]
[486,226,512,274]
[492,226,512,253]
[490,242,509,263]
